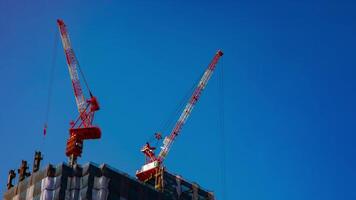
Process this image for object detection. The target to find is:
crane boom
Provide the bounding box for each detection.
[136,50,223,183]
[157,50,223,161]
[57,19,86,116]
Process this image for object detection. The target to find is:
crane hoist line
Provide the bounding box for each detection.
[136,50,223,190]
[57,19,101,166]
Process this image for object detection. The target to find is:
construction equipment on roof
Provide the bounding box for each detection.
[4,19,222,200]
[57,19,101,166]
[136,50,223,191]
[6,170,16,190]
[32,151,43,173]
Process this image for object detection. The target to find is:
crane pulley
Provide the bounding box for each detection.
[136,50,223,187]
[57,19,101,166]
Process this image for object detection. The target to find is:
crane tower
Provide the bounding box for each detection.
[57,19,101,166]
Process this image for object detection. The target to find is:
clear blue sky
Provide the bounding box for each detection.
[0,1,355,199]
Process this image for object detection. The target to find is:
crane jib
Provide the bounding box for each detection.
[58,22,86,114]
[156,50,223,161]
[137,50,223,182]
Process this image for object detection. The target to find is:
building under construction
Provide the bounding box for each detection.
[4,162,215,200]
[3,19,223,200]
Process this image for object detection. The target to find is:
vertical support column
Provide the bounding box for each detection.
[192,183,199,200]
[175,175,182,198]
[68,154,77,167]
[119,177,129,200]
[155,167,164,192]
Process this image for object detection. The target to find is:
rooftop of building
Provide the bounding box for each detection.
[4,162,214,200]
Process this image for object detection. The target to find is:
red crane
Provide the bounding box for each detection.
[136,50,223,189]
[57,19,101,166]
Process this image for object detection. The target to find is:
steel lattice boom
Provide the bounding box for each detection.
[57,20,86,116]
[136,50,223,183]
[157,50,223,161]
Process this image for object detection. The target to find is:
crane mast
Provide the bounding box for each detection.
[57,19,101,166]
[136,50,223,185]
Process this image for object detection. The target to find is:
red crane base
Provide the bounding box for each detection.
[66,136,83,157]
[136,160,160,182]
[66,127,101,157]
[70,126,101,140]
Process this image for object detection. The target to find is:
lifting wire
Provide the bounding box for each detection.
[145,58,220,165]
[149,69,206,147]
[144,70,197,145]
[161,82,195,129]
[42,27,93,140]
[43,29,59,139]
[148,60,219,150]
[161,70,204,133]
[218,57,227,200]
[74,52,93,95]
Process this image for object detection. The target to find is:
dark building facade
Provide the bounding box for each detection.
[4,163,215,200]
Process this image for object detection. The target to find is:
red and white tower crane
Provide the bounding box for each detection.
[136,50,223,189]
[57,19,101,166]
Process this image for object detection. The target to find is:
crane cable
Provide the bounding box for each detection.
[74,52,93,96]
[218,57,227,200]
[43,29,59,137]
[144,68,203,146]
[148,58,221,150]
[147,68,207,147]
[160,72,202,134]
[42,27,92,136]
[145,78,193,146]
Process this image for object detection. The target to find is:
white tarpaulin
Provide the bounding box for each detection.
[40,177,61,200]
[92,176,110,200]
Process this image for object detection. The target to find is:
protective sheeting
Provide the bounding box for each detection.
[12,194,20,200]
[40,177,61,200]
[25,185,34,200]
[92,176,110,200]
[4,163,213,200]
[65,177,82,200]
[150,171,215,200]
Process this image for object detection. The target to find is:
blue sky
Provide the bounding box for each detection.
[0,1,356,199]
